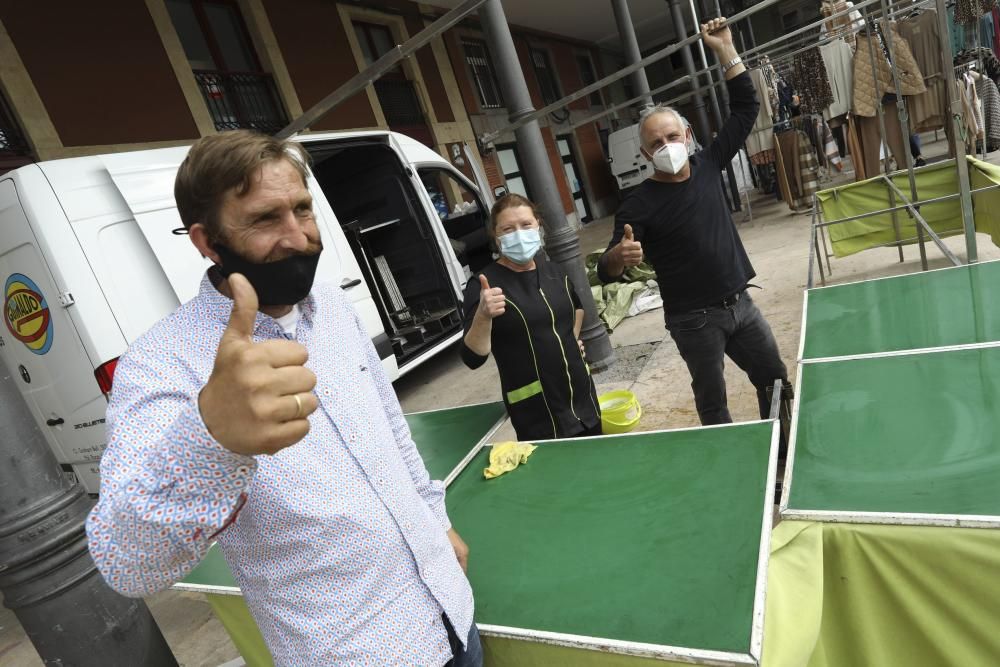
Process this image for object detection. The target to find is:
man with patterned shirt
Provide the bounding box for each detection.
[86,130,481,666]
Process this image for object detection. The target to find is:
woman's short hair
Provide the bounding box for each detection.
[488,193,542,238]
[174,130,310,237]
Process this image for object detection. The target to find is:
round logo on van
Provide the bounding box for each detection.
[4,273,53,355]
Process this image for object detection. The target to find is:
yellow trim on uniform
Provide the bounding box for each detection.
[507,380,543,404]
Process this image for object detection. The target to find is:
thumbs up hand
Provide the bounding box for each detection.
[617,224,644,268]
[476,274,506,320]
[199,273,318,456]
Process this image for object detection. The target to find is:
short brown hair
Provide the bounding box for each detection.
[488,193,542,239]
[174,130,310,236]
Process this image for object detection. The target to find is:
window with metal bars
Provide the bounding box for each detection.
[530,48,561,106]
[462,39,504,109]
[166,0,288,134]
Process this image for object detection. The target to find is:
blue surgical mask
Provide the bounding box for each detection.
[498,228,542,264]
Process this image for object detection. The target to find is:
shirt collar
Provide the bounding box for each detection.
[196,268,317,335]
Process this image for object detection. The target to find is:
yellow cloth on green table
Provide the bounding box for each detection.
[483,442,537,479]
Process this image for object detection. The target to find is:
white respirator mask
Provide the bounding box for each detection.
[651,142,689,175]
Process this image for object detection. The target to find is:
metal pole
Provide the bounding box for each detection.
[567,0,884,132]
[883,176,963,264]
[878,0,929,269]
[611,0,654,108]
[666,0,713,146]
[479,0,798,145]
[935,0,978,261]
[687,0,741,211]
[478,0,615,370]
[860,6,907,264]
[0,363,177,666]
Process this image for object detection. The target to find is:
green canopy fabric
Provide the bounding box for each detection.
[816,157,1000,258]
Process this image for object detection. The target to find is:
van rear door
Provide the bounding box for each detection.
[0,179,109,469]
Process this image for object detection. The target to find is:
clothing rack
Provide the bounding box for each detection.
[806,0,991,286]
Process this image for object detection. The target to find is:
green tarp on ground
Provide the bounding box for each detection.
[584,251,659,330]
[816,157,1000,257]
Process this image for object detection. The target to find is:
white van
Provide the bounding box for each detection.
[0,130,492,494]
[607,123,651,191]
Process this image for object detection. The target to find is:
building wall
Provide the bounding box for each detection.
[0,0,622,220]
[0,0,199,158]
[260,0,378,130]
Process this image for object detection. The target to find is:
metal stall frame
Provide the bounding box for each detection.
[782,267,1000,528]
[806,0,985,287]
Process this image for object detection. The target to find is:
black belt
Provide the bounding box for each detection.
[711,289,745,309]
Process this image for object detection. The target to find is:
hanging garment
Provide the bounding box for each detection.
[750,149,776,166]
[975,75,1000,149]
[790,48,835,113]
[993,7,1000,54]
[774,130,819,212]
[746,68,777,158]
[852,23,927,117]
[966,72,986,140]
[820,38,854,121]
[817,116,844,170]
[821,1,865,49]
[855,102,909,177]
[845,115,867,180]
[982,11,997,46]
[955,0,997,26]
[957,77,982,151]
[954,47,1000,83]
[948,6,968,51]
[899,10,948,132]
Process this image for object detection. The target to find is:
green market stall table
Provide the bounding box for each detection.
[774,266,1000,665]
[177,420,781,666]
[800,260,1000,361]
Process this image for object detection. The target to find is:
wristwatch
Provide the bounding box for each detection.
[722,56,743,73]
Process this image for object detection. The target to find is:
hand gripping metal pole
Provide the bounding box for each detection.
[0,361,178,666]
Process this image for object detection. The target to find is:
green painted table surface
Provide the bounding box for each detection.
[181,402,506,591]
[787,347,1000,516]
[802,260,1000,359]
[446,422,774,656]
[404,401,506,481]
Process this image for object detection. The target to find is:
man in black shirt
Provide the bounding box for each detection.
[598,17,788,426]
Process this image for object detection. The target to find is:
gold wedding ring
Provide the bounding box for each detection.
[292,393,304,420]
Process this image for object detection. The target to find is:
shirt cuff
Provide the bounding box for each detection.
[160,404,258,500]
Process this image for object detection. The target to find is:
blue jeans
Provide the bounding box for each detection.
[665,290,787,425]
[444,615,483,667]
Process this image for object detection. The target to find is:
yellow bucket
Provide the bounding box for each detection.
[598,390,642,434]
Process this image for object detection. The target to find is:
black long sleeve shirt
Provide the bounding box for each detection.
[460,254,600,441]
[597,71,760,316]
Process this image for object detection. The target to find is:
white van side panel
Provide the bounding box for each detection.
[12,164,127,369]
[0,178,111,466]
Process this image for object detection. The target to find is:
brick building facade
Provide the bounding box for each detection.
[0,0,633,223]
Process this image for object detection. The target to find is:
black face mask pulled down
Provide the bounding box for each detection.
[213,243,322,306]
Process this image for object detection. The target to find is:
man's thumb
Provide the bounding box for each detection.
[479,274,491,291]
[624,224,634,241]
[225,273,259,340]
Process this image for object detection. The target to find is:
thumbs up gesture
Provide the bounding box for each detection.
[199,274,318,456]
[617,224,644,268]
[476,274,506,319]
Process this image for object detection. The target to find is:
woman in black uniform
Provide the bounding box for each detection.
[460,194,601,440]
